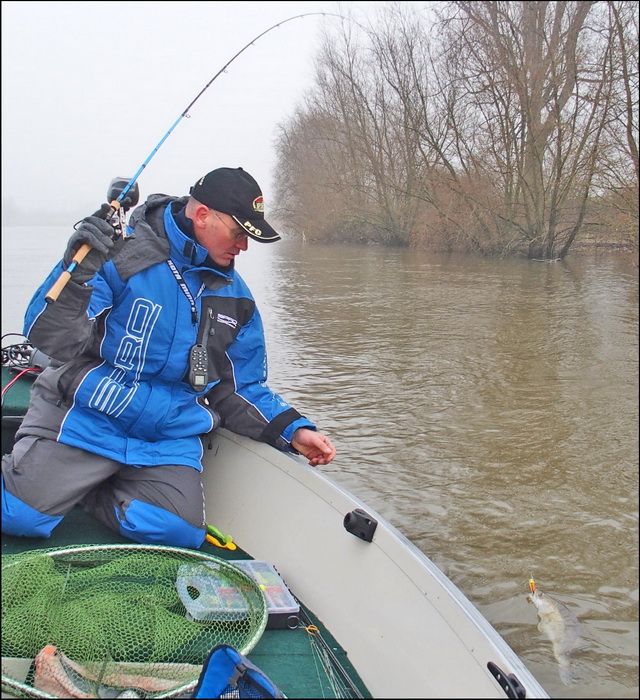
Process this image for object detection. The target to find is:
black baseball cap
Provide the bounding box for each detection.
[189,167,281,242]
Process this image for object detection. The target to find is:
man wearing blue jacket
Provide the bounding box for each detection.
[1,167,336,548]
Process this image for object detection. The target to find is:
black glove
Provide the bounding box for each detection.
[63,215,120,284]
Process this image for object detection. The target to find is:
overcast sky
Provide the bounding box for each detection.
[1,0,404,225]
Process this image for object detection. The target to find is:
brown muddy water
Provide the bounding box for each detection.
[2,228,638,698]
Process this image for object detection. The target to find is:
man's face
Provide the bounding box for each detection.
[194,209,249,266]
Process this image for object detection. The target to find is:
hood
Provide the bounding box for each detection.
[112,194,178,281]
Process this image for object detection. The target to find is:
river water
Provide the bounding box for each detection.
[2,226,638,698]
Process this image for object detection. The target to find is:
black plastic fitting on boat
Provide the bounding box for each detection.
[487,662,526,699]
[343,508,377,542]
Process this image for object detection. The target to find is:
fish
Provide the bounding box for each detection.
[33,645,190,698]
[526,578,583,685]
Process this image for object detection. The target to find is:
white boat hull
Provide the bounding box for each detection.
[202,429,549,699]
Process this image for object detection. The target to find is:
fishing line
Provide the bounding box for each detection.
[46,11,349,302]
[117,12,347,206]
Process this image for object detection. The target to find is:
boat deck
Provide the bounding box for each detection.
[1,367,369,699]
[2,510,369,699]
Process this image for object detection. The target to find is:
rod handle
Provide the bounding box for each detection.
[44,244,92,303]
[44,201,119,304]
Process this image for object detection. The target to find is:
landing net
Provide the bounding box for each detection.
[1,544,268,698]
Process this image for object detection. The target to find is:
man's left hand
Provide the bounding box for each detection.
[291,428,336,467]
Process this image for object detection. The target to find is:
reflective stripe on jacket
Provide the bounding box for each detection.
[22,195,314,469]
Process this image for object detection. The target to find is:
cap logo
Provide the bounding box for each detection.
[243,221,262,237]
[253,196,264,213]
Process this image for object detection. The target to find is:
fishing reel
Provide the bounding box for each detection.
[107,177,140,212]
[49,177,141,303]
[75,177,140,239]
[101,177,140,239]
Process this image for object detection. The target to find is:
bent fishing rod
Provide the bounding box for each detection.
[45,11,345,303]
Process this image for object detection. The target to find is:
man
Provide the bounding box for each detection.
[1,167,336,548]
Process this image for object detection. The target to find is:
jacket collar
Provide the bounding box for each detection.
[113,194,235,286]
[165,201,235,280]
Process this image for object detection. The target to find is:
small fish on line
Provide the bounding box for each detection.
[527,577,584,686]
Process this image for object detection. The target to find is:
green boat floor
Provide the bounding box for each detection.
[1,505,370,699]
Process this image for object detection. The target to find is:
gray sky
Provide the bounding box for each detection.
[1,0,389,224]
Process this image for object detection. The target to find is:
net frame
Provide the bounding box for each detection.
[2,543,269,699]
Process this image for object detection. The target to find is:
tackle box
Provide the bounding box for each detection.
[234,560,300,630]
[176,562,252,622]
[175,560,300,629]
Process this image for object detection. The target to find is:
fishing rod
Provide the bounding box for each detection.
[45,11,345,303]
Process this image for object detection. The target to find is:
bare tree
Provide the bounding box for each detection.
[274,1,638,258]
[275,8,427,245]
[590,1,639,250]
[425,1,619,258]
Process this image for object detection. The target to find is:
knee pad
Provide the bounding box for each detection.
[115,499,206,549]
[1,476,63,538]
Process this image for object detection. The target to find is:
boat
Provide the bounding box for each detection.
[1,343,550,699]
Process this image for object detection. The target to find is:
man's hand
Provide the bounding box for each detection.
[63,214,121,284]
[291,428,337,467]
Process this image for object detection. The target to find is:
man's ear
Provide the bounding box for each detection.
[190,203,211,231]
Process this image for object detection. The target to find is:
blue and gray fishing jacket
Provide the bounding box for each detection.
[22,194,315,470]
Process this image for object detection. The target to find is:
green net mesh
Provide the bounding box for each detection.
[1,544,269,698]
